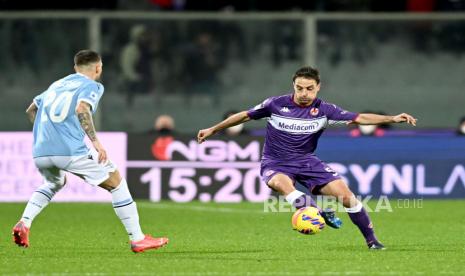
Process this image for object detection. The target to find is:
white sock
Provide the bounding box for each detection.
[111,179,145,241]
[21,183,60,228]
[285,190,305,205]
[345,201,363,213]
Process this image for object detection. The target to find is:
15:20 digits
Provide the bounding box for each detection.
[141,167,271,202]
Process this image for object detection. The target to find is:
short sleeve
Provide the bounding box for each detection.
[33,91,46,107]
[325,103,358,126]
[247,97,274,120]
[77,82,104,113]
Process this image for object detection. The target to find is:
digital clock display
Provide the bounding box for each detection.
[126,135,272,202]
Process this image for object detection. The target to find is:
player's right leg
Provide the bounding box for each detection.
[13,157,67,247]
[64,150,168,253]
[319,179,385,250]
[99,170,168,253]
[266,173,320,210]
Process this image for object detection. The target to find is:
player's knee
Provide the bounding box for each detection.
[267,179,293,195]
[45,176,67,193]
[99,170,122,191]
[267,179,281,191]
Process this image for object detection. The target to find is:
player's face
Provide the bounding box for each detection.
[293,77,320,106]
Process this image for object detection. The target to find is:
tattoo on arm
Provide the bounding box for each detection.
[77,109,98,142]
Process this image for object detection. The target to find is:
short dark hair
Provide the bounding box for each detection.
[292,66,320,84]
[74,50,101,67]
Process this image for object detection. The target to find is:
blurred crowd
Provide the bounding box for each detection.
[144,113,465,137]
[115,23,232,107]
[1,1,464,134]
[1,0,465,12]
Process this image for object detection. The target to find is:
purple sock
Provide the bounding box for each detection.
[293,195,320,211]
[347,206,378,244]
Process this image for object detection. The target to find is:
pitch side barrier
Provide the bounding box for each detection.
[0,132,464,202]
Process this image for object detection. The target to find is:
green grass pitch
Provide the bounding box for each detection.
[1,200,464,275]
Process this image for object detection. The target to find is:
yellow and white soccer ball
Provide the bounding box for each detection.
[291,207,325,235]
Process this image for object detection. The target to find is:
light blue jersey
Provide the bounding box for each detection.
[32,73,104,157]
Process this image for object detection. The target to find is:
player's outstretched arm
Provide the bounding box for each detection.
[197,111,251,144]
[25,102,38,124]
[354,113,417,126]
[76,102,107,163]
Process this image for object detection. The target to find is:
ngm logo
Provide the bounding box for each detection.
[151,138,261,162]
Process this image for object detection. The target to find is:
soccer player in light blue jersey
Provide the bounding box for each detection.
[198,66,417,250]
[13,50,168,253]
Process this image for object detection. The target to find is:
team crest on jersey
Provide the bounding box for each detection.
[90,91,98,100]
[310,108,319,116]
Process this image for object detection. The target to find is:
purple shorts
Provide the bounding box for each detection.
[261,156,340,194]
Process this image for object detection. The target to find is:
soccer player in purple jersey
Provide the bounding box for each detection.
[197,66,417,250]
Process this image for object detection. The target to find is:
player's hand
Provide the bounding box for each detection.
[92,140,108,163]
[197,128,215,144]
[393,113,417,126]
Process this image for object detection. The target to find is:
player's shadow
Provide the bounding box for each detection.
[161,249,265,255]
[325,245,363,252]
[326,245,462,253]
[156,249,332,262]
[158,249,278,261]
[385,247,461,252]
[164,256,279,261]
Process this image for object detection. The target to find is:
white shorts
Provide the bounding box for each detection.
[34,149,117,186]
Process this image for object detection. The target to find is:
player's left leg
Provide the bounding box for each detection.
[13,156,67,247]
[266,172,342,229]
[319,179,385,250]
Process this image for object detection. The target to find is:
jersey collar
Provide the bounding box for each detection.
[76,72,91,80]
[290,94,318,108]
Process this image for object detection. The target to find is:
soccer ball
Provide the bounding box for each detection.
[291,207,325,235]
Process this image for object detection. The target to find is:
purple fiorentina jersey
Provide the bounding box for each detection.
[247,93,358,161]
